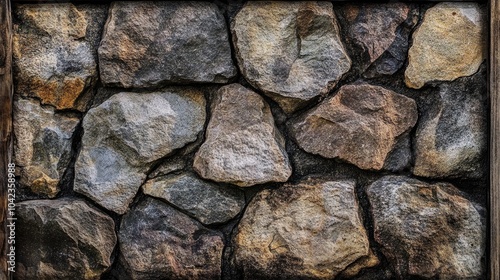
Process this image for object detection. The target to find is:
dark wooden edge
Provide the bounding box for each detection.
[490,0,500,279]
[0,0,11,279]
[0,1,495,279]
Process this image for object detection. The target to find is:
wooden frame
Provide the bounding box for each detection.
[0,0,497,279]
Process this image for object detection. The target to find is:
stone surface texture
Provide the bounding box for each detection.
[341,3,418,77]
[119,197,224,280]
[232,1,351,112]
[142,173,245,225]
[74,89,205,214]
[99,1,236,88]
[14,99,79,197]
[405,3,486,89]
[194,83,291,187]
[367,176,485,279]
[233,179,375,279]
[13,4,106,111]
[16,198,116,280]
[290,84,417,170]
[413,70,487,178]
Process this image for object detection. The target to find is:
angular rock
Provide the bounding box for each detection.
[75,88,205,214]
[147,157,186,179]
[99,1,236,88]
[13,4,107,111]
[413,69,487,178]
[16,198,116,279]
[14,99,79,197]
[142,173,245,225]
[119,197,224,280]
[405,3,486,89]
[341,3,418,77]
[231,2,351,113]
[233,179,375,279]
[345,4,409,63]
[367,176,485,279]
[290,84,417,170]
[193,84,291,187]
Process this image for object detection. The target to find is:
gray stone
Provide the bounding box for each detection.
[413,69,487,179]
[290,84,417,171]
[119,197,224,280]
[193,84,292,187]
[99,1,236,88]
[75,88,206,214]
[233,179,377,279]
[367,176,485,279]
[142,173,245,225]
[405,3,486,89]
[13,4,106,111]
[231,1,351,113]
[14,99,79,197]
[16,198,116,280]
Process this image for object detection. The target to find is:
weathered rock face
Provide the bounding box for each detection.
[231,1,351,113]
[74,89,206,214]
[119,197,224,280]
[142,173,245,225]
[14,99,79,197]
[341,3,418,77]
[367,176,485,279]
[16,198,116,280]
[413,70,487,179]
[290,84,417,170]
[233,179,376,279]
[405,3,486,89]
[99,1,236,88]
[13,4,106,111]
[194,84,291,187]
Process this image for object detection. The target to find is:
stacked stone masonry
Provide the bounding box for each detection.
[12,1,487,280]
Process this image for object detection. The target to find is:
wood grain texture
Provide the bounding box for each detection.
[0,0,11,278]
[491,0,500,279]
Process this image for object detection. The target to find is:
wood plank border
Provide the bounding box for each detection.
[0,1,497,279]
[0,0,11,279]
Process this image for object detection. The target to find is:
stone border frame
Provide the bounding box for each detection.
[0,0,497,279]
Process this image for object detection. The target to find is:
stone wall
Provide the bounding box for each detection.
[12,1,488,280]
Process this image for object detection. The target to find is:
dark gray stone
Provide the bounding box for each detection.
[99,1,236,88]
[119,197,224,280]
[142,173,245,225]
[16,198,116,280]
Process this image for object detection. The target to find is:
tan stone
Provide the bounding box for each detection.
[193,83,292,187]
[231,2,351,113]
[290,84,417,170]
[405,2,486,89]
[13,4,106,111]
[233,179,376,279]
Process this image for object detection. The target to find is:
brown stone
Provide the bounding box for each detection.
[290,84,417,170]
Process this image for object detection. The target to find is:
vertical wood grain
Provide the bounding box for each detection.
[0,0,11,278]
[491,0,500,279]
